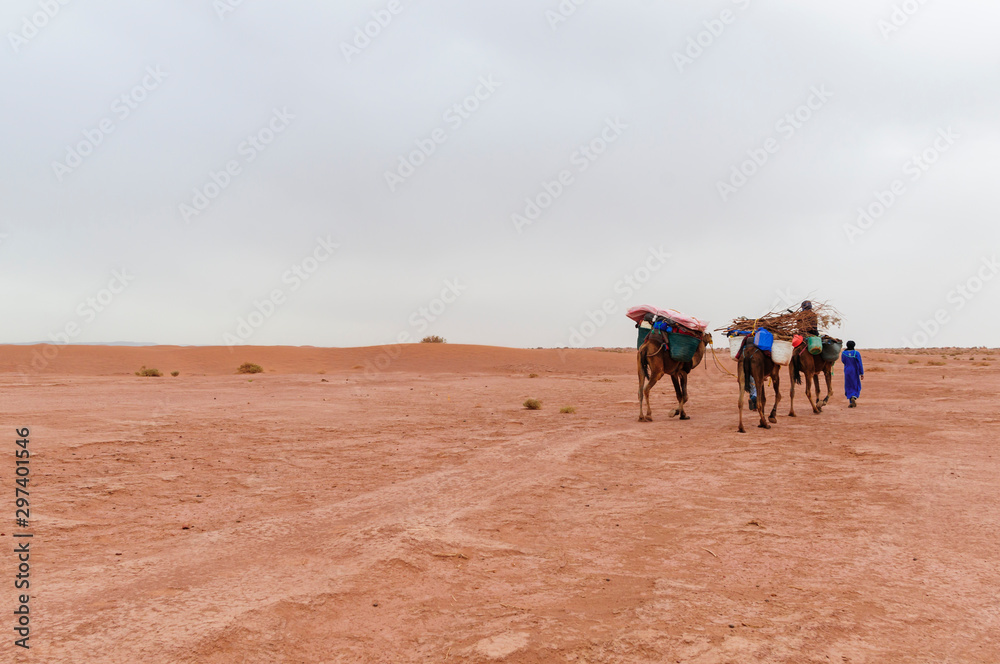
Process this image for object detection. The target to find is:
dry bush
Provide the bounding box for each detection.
[908,359,919,364]
[170,371,180,377]
[867,367,886,372]
[421,335,446,343]
[237,362,264,374]
[523,399,542,410]
[135,366,161,377]
[927,360,946,366]
[560,406,576,414]
[528,373,539,378]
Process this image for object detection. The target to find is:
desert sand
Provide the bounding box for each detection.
[2,343,998,663]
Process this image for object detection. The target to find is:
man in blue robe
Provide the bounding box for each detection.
[841,340,864,407]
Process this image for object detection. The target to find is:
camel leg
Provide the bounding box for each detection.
[737,358,746,433]
[768,369,780,424]
[822,367,833,406]
[805,368,820,414]
[787,361,797,417]
[678,373,690,420]
[813,373,824,411]
[668,373,682,418]
[756,366,770,429]
[637,351,648,421]
[643,372,661,421]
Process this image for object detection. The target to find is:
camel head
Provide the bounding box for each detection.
[701,332,714,346]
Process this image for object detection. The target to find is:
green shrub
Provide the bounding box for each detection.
[523,399,542,410]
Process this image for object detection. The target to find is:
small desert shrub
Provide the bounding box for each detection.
[867,367,885,372]
[927,360,946,366]
[523,399,542,410]
[135,366,162,377]
[170,371,180,377]
[421,335,446,343]
[528,373,539,378]
[237,362,264,374]
[908,359,919,364]
[560,406,576,414]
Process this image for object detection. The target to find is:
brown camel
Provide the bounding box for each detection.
[788,344,834,416]
[636,331,713,422]
[735,340,782,433]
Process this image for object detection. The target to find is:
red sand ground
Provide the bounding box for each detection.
[2,344,998,663]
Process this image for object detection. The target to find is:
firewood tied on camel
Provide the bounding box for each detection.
[718,302,843,340]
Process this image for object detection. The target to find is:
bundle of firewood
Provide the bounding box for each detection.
[720,302,842,340]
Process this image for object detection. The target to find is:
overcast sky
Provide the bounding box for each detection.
[2,0,998,350]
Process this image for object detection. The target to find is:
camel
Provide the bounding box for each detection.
[636,331,713,422]
[788,344,835,416]
[735,340,782,433]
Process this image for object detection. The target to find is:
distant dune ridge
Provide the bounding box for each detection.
[1,343,990,378]
[0,343,636,377]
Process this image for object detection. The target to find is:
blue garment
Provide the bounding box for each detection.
[841,349,864,399]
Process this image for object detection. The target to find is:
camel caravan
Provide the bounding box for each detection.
[630,301,844,433]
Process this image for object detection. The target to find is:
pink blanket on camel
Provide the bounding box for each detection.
[626,305,709,332]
